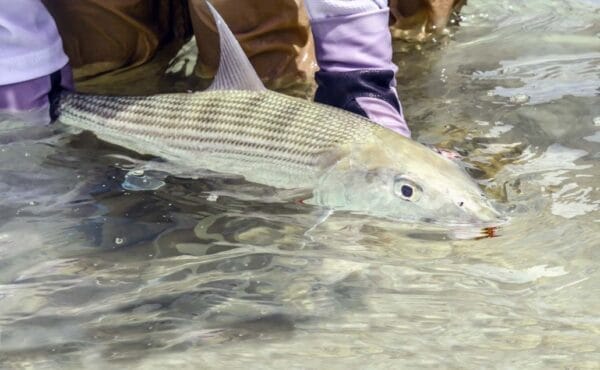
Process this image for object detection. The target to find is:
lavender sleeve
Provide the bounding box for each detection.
[303,0,410,137]
[0,0,68,86]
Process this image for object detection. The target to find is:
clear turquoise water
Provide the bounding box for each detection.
[1,1,599,368]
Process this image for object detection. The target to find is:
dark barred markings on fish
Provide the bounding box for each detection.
[59,90,377,169]
[56,2,504,225]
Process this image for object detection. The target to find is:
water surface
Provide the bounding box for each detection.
[1,0,599,368]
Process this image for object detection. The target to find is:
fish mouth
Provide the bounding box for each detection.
[470,208,507,226]
[422,212,509,240]
[421,204,508,229]
[458,196,507,226]
[423,216,509,229]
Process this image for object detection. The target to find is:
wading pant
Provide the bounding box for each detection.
[42,0,464,85]
[390,0,466,40]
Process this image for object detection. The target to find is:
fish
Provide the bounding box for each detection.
[57,2,503,226]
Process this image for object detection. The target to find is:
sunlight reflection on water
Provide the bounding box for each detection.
[1,0,599,368]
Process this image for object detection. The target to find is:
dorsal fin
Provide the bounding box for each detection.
[205,1,266,92]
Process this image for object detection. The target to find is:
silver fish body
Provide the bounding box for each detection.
[56,3,503,226]
[58,89,502,225]
[58,90,376,189]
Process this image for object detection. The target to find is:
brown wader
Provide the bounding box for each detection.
[390,0,466,41]
[42,0,463,91]
[42,0,193,80]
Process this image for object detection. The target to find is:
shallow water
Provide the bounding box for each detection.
[1,0,599,368]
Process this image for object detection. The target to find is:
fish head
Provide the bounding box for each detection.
[314,130,504,226]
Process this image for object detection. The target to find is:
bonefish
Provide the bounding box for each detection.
[57,3,502,226]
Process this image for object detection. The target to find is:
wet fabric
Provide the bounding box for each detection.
[42,0,192,79]
[304,0,387,19]
[188,0,316,89]
[0,65,73,113]
[27,1,463,88]
[315,70,400,119]
[0,0,68,85]
[389,0,466,40]
[0,65,73,125]
[308,5,410,137]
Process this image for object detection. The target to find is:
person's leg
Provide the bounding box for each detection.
[389,0,466,41]
[0,65,72,115]
[305,0,410,137]
[42,0,191,80]
[0,0,71,124]
[187,0,317,91]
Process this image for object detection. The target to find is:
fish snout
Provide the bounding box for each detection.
[460,198,506,226]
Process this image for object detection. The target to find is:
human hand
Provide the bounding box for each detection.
[389,0,466,41]
[166,36,199,77]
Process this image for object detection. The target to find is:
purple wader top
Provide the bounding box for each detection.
[309,8,411,137]
[0,0,71,117]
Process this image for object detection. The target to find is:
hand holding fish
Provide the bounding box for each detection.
[55,4,503,225]
[304,0,410,137]
[1,0,444,137]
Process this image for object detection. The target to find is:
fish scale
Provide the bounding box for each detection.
[58,89,379,188]
[54,2,503,224]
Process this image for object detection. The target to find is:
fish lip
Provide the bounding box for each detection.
[421,214,510,229]
[348,211,510,228]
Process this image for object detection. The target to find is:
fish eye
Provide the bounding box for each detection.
[401,185,413,198]
[393,176,422,201]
